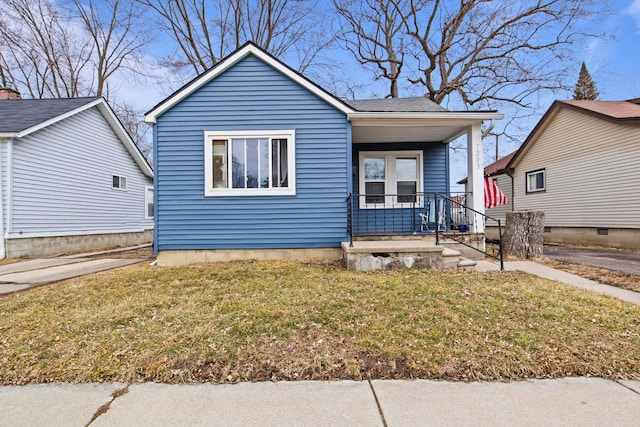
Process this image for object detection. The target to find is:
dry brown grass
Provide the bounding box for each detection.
[0,260,638,385]
[537,257,640,293]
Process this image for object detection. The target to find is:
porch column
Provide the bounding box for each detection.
[466,124,485,233]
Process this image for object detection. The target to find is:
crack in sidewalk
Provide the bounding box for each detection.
[367,379,388,427]
[86,384,130,426]
[615,380,640,396]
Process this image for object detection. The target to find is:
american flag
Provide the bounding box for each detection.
[484,177,509,209]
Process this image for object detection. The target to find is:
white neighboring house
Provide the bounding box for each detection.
[505,99,640,249]
[0,87,153,258]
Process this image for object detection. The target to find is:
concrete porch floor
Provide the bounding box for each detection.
[340,240,473,271]
[341,239,444,253]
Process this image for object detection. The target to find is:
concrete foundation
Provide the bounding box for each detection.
[5,229,153,258]
[487,226,640,250]
[157,247,342,266]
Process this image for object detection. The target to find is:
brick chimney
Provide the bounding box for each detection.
[0,87,21,100]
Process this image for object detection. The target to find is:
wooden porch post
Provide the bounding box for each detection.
[467,123,485,233]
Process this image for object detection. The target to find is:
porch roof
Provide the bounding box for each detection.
[345,97,502,143]
[348,110,503,144]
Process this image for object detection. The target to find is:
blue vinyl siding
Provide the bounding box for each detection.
[351,142,449,234]
[155,55,349,249]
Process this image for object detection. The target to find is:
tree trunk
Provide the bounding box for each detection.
[503,211,545,259]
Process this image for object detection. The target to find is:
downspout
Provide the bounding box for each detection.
[0,139,6,259]
[152,124,158,256]
[7,137,13,237]
[506,168,515,211]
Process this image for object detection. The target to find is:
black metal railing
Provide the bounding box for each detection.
[346,192,504,270]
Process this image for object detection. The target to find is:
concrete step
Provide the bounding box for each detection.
[457,257,477,270]
[441,248,462,269]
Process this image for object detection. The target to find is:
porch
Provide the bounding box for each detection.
[343,192,504,271]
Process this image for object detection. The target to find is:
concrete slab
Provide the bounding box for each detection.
[0,258,145,285]
[372,378,640,426]
[0,283,32,295]
[0,383,124,427]
[0,257,90,275]
[620,380,640,394]
[94,381,382,427]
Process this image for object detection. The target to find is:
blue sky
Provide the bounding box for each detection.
[116,0,640,188]
[587,0,640,100]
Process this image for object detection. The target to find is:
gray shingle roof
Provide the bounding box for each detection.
[344,97,447,112]
[0,97,100,133]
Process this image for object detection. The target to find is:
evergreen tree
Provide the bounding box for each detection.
[573,62,599,100]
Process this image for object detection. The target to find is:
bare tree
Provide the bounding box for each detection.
[0,0,93,97]
[398,0,610,108]
[0,0,150,99]
[333,0,410,98]
[70,0,151,98]
[140,0,333,77]
[334,0,610,109]
[112,100,153,164]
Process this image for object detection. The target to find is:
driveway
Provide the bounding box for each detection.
[543,245,640,275]
[0,245,152,296]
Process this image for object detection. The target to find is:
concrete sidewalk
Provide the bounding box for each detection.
[0,378,638,426]
[476,260,640,306]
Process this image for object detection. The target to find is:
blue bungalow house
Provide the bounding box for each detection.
[145,43,502,267]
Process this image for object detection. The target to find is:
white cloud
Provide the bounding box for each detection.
[625,0,640,32]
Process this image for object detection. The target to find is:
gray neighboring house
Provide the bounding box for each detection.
[0,88,153,258]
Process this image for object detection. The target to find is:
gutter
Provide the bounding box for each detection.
[348,111,504,121]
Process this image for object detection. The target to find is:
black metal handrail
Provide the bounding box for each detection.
[434,192,504,271]
[346,192,504,270]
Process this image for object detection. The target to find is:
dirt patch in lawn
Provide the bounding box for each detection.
[537,257,640,293]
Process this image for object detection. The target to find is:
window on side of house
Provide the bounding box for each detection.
[112,175,127,190]
[145,185,154,219]
[526,169,545,193]
[204,130,295,196]
[358,151,423,208]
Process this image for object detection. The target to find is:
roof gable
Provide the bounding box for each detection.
[0,97,152,178]
[145,42,354,123]
[507,99,640,171]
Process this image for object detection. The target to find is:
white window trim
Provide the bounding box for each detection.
[526,169,545,193]
[204,130,296,196]
[358,151,423,209]
[145,185,154,219]
[112,175,127,190]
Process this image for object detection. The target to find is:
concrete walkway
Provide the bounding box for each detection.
[0,378,638,426]
[476,260,640,306]
[0,246,150,296]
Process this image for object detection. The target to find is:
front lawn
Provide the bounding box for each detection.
[0,260,638,384]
